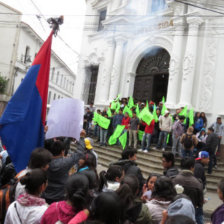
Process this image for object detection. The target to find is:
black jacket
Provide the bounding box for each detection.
[173,170,204,208]
[111,160,145,189]
[164,166,179,179]
[194,161,206,189]
[206,133,219,153]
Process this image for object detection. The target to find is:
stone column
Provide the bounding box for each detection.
[95,39,115,104]
[109,37,126,101]
[179,18,203,106]
[166,19,185,108]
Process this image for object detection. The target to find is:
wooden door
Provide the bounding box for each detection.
[133,75,154,101]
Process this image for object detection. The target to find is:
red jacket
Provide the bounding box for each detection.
[41,201,76,224]
[142,120,155,134]
[122,117,130,129]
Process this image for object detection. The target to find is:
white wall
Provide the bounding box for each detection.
[0,4,21,96]
[13,24,76,106]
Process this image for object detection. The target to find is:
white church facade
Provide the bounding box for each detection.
[76,0,224,123]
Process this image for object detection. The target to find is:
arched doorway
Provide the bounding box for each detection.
[133,47,170,103]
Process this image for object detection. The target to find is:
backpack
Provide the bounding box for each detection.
[0,171,23,223]
[183,134,194,149]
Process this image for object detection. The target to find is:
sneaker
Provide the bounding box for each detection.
[162,148,165,151]
[214,165,218,170]
[143,150,148,153]
[152,146,157,150]
[138,149,143,152]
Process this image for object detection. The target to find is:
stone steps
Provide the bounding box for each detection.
[93,144,224,193]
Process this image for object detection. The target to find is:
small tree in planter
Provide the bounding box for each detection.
[0,76,8,94]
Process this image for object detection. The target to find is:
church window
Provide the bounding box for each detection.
[98,9,107,31]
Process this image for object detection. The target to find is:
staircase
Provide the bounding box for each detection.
[93,144,224,193]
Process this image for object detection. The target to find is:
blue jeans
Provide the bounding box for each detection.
[172,135,182,156]
[141,133,152,151]
[94,125,100,139]
[100,129,108,145]
[157,131,168,149]
[182,149,193,158]
[195,207,204,224]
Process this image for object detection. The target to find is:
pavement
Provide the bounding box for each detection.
[204,191,222,214]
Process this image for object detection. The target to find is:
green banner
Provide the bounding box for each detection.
[188,108,194,127]
[139,107,153,125]
[98,114,110,129]
[128,96,135,109]
[107,107,112,117]
[119,131,127,150]
[153,103,159,123]
[108,125,125,145]
[123,105,133,118]
[138,130,144,141]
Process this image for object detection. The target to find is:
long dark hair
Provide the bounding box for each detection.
[146,173,161,186]
[78,152,97,170]
[200,112,207,124]
[98,165,123,192]
[20,169,47,195]
[65,174,89,211]
[116,175,139,209]
[90,192,123,224]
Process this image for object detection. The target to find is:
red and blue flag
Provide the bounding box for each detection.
[0,31,53,172]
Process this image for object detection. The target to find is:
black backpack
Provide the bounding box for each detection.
[183,134,194,149]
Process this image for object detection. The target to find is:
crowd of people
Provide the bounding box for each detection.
[84,99,224,175]
[0,98,223,224]
[0,135,224,224]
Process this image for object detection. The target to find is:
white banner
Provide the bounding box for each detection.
[45,98,84,140]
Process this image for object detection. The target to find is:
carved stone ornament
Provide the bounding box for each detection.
[136,48,170,76]
[199,37,218,111]
[182,54,194,81]
[85,48,105,67]
[169,57,178,81]
[110,65,118,85]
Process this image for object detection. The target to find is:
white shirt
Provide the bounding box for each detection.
[4,201,48,224]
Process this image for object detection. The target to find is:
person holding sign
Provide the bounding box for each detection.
[100,113,110,146]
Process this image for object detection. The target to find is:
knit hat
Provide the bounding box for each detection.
[168,198,195,221]
[196,151,209,161]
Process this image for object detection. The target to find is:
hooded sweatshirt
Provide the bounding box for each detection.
[146,199,171,224]
[5,193,47,224]
[168,198,195,221]
[41,201,77,224]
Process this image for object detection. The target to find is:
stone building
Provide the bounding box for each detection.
[0,2,76,114]
[76,0,224,124]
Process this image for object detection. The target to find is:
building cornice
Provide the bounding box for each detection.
[20,22,76,78]
[0,1,22,14]
[91,0,109,10]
